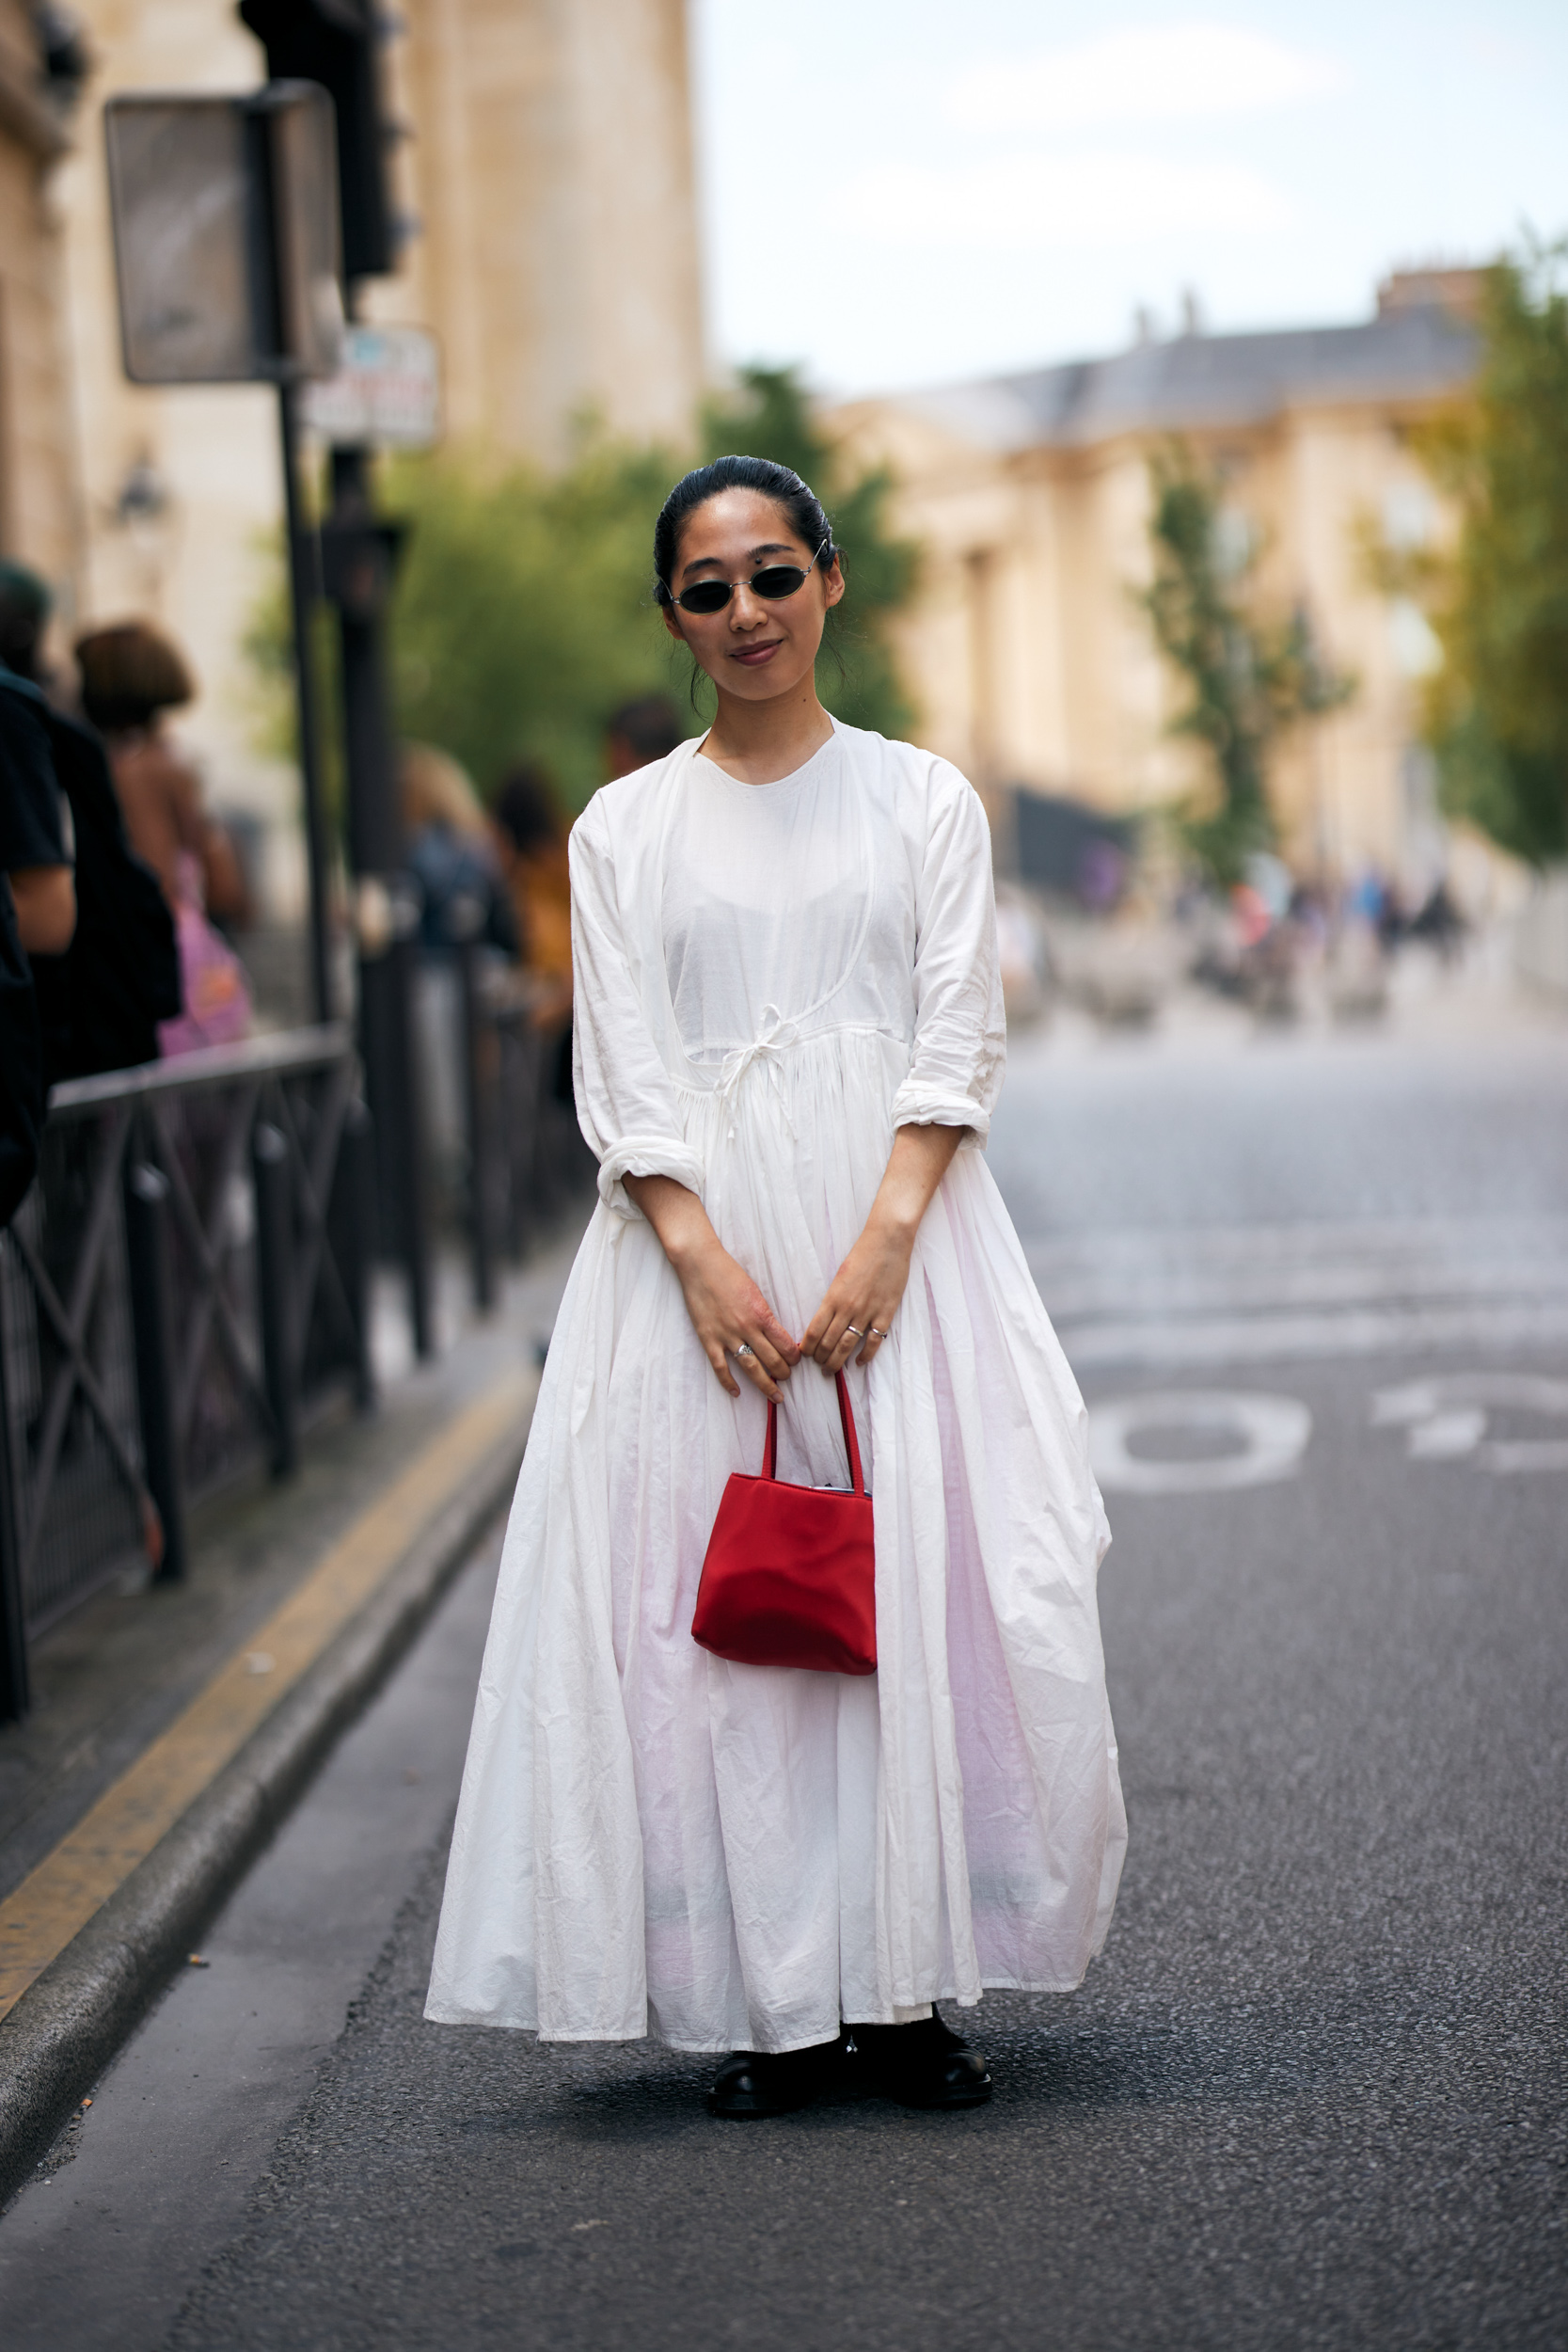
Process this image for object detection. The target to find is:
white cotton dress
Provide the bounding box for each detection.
[424,720,1126,2055]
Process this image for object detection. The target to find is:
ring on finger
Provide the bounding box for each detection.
[845,1326,864,1341]
[867,1326,888,1340]
[736,1342,755,1359]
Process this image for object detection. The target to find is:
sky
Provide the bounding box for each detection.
[689,0,1568,399]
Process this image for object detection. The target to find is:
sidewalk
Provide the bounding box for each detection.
[0,1214,587,2200]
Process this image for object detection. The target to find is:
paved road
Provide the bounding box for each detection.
[4,1012,1566,2350]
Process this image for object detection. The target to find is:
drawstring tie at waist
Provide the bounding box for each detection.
[717,1005,799,1139]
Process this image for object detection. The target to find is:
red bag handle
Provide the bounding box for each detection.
[763,1370,865,1496]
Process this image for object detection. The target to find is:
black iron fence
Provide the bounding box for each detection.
[0,1029,372,1720]
[0,985,596,1725]
[420,955,595,1315]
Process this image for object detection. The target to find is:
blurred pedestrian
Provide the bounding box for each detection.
[0,564,75,961]
[400,743,517,1205]
[401,742,516,959]
[605,691,684,779]
[491,760,572,1029]
[75,622,249,1057]
[0,566,73,1221]
[1408,878,1465,963]
[427,456,1124,2119]
[0,571,179,1089]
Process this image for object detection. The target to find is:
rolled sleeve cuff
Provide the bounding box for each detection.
[596,1134,706,1220]
[887,1084,990,1147]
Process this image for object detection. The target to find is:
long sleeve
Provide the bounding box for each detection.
[569,796,704,1219]
[888,764,1006,1144]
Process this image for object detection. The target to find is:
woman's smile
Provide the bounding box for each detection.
[731,639,783,666]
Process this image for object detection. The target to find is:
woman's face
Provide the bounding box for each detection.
[661,487,845,705]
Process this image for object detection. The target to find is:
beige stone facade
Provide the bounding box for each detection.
[372,0,704,463]
[0,0,76,593]
[830,281,1480,889]
[40,0,705,913]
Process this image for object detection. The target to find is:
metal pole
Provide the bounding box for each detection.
[0,1265,28,1723]
[324,441,432,1359]
[253,1118,299,1477]
[277,381,334,1026]
[328,1092,377,1411]
[123,1142,187,1582]
[458,942,496,1314]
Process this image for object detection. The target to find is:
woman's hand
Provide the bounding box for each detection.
[801,1217,916,1376]
[801,1123,965,1375]
[624,1174,800,1402]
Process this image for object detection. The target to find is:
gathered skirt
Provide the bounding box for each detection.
[425,1028,1125,2052]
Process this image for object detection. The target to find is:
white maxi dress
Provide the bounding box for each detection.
[425,721,1126,2054]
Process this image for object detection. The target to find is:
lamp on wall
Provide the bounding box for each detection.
[107,452,177,599]
[113,453,169,529]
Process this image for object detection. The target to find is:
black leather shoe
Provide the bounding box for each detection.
[849,2010,992,2109]
[707,2032,848,2119]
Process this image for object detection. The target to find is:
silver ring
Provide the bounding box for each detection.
[735,1343,755,1359]
[846,1327,864,1340]
[868,1327,888,1340]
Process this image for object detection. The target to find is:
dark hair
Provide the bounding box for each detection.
[653,455,838,606]
[76,620,194,731]
[0,561,51,679]
[607,694,683,764]
[492,760,564,857]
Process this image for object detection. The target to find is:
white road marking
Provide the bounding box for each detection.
[1089,1391,1312,1496]
[1371,1373,1568,1474]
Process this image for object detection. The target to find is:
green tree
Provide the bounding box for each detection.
[1142,446,1352,885]
[1412,245,1568,866]
[387,433,680,811]
[699,366,919,739]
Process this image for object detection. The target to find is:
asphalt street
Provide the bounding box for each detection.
[3,1004,1566,2350]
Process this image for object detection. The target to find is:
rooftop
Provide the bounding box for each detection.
[900,290,1480,454]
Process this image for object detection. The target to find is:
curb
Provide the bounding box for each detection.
[0,1400,529,2207]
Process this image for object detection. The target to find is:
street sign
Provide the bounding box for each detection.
[300,326,441,448]
[103,86,344,384]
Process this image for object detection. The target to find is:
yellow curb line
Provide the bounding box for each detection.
[0,1371,531,2024]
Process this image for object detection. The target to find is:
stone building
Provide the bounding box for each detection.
[373,0,703,463]
[830,275,1481,889]
[40,0,705,914]
[0,0,78,593]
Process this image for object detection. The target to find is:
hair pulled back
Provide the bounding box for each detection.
[653,455,837,606]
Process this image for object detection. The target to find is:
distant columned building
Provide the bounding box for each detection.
[829,275,1481,888]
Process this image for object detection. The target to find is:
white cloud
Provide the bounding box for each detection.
[950,21,1344,134]
[841,151,1292,252]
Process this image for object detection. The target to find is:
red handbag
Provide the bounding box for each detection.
[691,1371,876,1676]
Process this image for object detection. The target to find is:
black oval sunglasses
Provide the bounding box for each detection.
[670,537,831,616]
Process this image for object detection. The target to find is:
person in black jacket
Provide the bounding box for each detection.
[0,565,75,1224]
[0,566,179,1087]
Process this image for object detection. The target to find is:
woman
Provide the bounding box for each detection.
[490,759,574,1029]
[402,740,516,961]
[75,622,250,1056]
[427,457,1125,2116]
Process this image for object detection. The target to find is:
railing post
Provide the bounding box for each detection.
[123,1148,187,1584]
[458,944,497,1315]
[0,1270,29,1722]
[329,1093,377,1411]
[497,1011,533,1263]
[253,1119,299,1477]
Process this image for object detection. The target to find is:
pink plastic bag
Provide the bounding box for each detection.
[158,855,251,1057]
